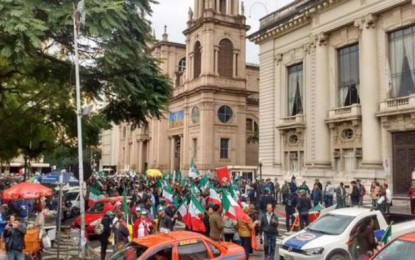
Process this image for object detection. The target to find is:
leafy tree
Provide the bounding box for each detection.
[0,0,172,162]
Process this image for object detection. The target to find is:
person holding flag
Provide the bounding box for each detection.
[237,207,260,259]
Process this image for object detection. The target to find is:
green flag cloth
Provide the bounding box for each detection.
[123,185,129,225]
[381,224,392,244]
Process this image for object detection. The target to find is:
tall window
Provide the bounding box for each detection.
[218,39,233,77]
[338,44,360,106]
[287,64,303,116]
[178,57,186,72]
[194,41,201,78]
[192,138,198,160]
[220,138,229,159]
[389,25,415,98]
[219,0,226,14]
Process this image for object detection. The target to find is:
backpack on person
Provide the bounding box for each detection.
[94,219,104,235]
[282,184,289,195]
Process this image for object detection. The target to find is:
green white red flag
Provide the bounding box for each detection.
[222,190,250,223]
[182,195,206,232]
[162,186,174,204]
[88,187,105,208]
[208,188,221,206]
[188,159,200,179]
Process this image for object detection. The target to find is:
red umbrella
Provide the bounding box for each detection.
[3,182,52,200]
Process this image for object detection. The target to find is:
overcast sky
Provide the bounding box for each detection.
[150,0,294,64]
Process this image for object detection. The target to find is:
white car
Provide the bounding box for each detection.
[279,208,415,260]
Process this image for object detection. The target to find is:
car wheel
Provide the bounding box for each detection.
[327,251,350,260]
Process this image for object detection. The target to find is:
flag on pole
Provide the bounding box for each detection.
[178,200,191,229]
[188,159,200,179]
[381,223,392,244]
[88,187,105,208]
[162,186,174,204]
[222,190,250,223]
[200,176,210,191]
[217,167,231,186]
[123,185,129,225]
[185,195,206,232]
[208,188,221,206]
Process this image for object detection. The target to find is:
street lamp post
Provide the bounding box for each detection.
[73,1,86,258]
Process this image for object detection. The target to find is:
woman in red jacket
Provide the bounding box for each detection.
[133,210,153,238]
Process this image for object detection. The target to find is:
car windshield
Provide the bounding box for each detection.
[65,192,78,201]
[374,240,415,259]
[307,214,355,235]
[88,202,105,213]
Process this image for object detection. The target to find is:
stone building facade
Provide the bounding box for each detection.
[249,0,415,194]
[100,0,259,175]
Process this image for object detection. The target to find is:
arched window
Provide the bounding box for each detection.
[218,39,233,77]
[178,57,186,73]
[220,0,226,14]
[194,41,201,78]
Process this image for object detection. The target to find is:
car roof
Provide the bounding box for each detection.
[398,232,415,243]
[329,208,372,217]
[133,231,210,247]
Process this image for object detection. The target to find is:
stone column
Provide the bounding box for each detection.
[216,0,220,12]
[233,50,239,78]
[310,33,331,167]
[169,136,175,172]
[179,134,184,171]
[355,14,382,167]
[214,46,219,75]
[137,139,144,173]
[274,53,283,167]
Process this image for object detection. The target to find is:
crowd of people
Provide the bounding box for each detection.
[0,173,414,260]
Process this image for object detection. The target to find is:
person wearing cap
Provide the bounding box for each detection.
[133,210,153,238]
[296,189,312,230]
[131,206,142,223]
[100,211,115,260]
[157,206,173,232]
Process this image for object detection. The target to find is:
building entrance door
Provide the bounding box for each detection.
[392,131,415,194]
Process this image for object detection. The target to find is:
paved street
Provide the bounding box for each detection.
[40,201,413,259]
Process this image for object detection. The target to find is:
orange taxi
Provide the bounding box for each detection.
[107,231,246,260]
[371,232,415,259]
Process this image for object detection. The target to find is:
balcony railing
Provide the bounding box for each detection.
[378,95,415,116]
[277,114,305,130]
[327,104,361,120]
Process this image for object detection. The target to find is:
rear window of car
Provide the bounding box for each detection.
[178,240,209,260]
[374,240,415,259]
[307,214,355,235]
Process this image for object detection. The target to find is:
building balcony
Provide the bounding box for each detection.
[326,104,362,125]
[377,95,415,117]
[277,114,305,130]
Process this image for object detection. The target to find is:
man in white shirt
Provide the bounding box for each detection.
[384,183,392,214]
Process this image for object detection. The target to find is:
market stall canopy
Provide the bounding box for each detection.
[40,171,79,186]
[3,182,52,200]
[146,169,163,178]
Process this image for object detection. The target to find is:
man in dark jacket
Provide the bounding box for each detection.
[3,216,26,260]
[157,206,173,232]
[260,188,276,215]
[296,190,312,230]
[260,204,279,260]
[284,192,297,231]
[100,211,114,260]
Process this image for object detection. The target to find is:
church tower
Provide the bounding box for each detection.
[184,0,248,86]
[165,0,258,173]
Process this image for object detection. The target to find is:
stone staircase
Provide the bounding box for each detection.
[41,227,99,260]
